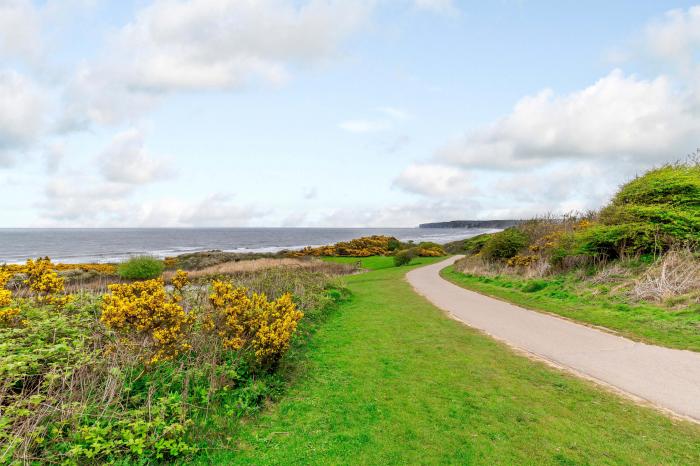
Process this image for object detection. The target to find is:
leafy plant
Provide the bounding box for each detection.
[118,255,165,280]
[481,228,529,261]
[394,248,416,266]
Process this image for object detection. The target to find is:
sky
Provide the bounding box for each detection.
[1,0,700,228]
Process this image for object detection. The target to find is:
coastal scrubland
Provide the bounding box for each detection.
[0,257,348,464]
[3,161,700,463]
[444,161,700,350]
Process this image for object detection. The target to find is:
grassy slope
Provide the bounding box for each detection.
[441,266,700,352]
[195,256,700,465]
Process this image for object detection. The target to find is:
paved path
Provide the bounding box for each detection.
[406,256,700,422]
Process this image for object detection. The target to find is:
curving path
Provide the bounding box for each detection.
[406,256,700,422]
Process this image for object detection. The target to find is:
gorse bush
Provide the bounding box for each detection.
[291,235,445,258]
[208,281,303,368]
[118,255,165,279]
[0,259,343,464]
[101,278,194,364]
[481,228,529,261]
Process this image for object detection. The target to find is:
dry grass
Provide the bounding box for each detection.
[164,257,357,282]
[454,255,550,278]
[631,249,700,302]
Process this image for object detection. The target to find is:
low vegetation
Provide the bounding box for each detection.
[393,248,415,266]
[445,160,700,350]
[0,257,345,464]
[196,257,700,464]
[117,255,165,280]
[290,235,445,258]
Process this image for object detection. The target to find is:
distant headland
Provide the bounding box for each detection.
[418,220,522,229]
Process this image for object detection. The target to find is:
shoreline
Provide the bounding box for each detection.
[0,228,497,265]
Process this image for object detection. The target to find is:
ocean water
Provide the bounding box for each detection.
[0,228,494,264]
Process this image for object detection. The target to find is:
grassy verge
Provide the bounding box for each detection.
[321,255,437,271]
[194,257,700,464]
[441,266,700,352]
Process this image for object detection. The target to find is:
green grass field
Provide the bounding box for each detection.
[322,255,437,270]
[441,266,700,352]
[194,257,700,464]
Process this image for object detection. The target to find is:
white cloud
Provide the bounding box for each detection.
[43,142,65,173]
[438,70,700,170]
[378,106,409,120]
[108,0,371,92]
[0,70,45,165]
[413,0,457,15]
[315,198,482,227]
[0,0,42,60]
[38,182,261,227]
[302,186,318,200]
[394,163,475,196]
[98,129,171,184]
[57,0,373,130]
[176,193,262,226]
[645,6,700,71]
[40,179,134,224]
[339,119,391,133]
[339,106,410,133]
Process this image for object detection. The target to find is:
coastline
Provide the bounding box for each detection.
[0,227,494,264]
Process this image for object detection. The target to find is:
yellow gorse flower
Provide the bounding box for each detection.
[172,270,189,291]
[208,280,303,366]
[23,258,71,307]
[101,279,194,363]
[0,269,20,326]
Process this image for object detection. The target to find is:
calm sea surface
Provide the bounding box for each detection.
[0,228,493,264]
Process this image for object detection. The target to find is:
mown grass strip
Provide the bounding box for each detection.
[195,258,700,464]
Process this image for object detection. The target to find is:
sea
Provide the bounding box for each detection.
[0,228,494,264]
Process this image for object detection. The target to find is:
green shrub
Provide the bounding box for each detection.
[481,228,529,261]
[394,248,416,266]
[117,256,165,280]
[463,234,493,254]
[387,238,401,251]
[575,164,700,258]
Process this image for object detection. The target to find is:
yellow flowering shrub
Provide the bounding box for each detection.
[290,236,396,257]
[163,257,178,269]
[250,292,303,365]
[417,247,444,257]
[506,254,539,267]
[172,270,189,292]
[3,262,117,275]
[0,270,21,326]
[208,281,304,366]
[23,258,71,307]
[290,236,445,258]
[101,279,194,363]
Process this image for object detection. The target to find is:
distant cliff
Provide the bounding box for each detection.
[418,220,521,229]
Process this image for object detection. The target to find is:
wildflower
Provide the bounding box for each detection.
[172,270,189,291]
[0,269,21,326]
[101,279,194,363]
[23,258,71,307]
[208,280,303,366]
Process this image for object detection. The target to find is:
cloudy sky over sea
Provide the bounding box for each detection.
[1,0,700,227]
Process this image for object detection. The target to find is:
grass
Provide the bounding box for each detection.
[322,255,436,271]
[441,266,700,352]
[193,257,700,464]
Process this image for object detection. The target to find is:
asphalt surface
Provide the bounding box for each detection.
[406,256,700,422]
